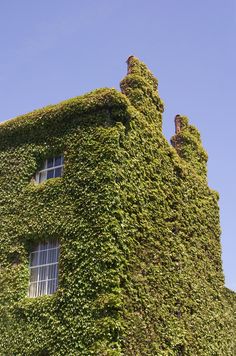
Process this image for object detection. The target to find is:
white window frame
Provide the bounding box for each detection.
[28,240,59,298]
[35,155,64,184]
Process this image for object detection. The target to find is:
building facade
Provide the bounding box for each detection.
[0,57,235,355]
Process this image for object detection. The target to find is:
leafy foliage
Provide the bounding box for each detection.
[0,57,235,355]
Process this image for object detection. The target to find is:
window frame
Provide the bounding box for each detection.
[28,240,59,298]
[35,154,64,184]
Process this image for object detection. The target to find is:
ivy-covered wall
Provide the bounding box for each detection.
[0,56,235,355]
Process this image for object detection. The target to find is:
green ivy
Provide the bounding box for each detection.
[0,56,235,355]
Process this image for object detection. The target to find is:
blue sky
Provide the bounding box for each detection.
[0,0,235,291]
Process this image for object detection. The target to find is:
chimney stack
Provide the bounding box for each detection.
[174,115,183,134]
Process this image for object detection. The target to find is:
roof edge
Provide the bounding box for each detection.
[0,88,131,149]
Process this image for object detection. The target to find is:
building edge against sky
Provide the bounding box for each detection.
[0,57,235,355]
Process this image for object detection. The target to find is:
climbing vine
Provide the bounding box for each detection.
[0,57,235,355]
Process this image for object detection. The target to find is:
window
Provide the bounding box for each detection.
[28,240,59,297]
[35,155,64,183]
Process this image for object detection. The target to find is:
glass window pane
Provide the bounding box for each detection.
[39,266,48,281]
[55,156,62,166]
[39,171,47,183]
[35,155,64,184]
[30,252,39,266]
[38,250,47,265]
[48,248,57,264]
[47,169,54,179]
[54,167,62,178]
[47,279,57,295]
[48,240,58,249]
[29,240,59,297]
[39,241,48,251]
[33,244,40,252]
[38,281,47,296]
[39,160,47,170]
[48,264,58,280]
[47,158,54,168]
[29,282,37,298]
[30,267,38,282]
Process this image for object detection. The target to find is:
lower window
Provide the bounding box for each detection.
[28,240,59,297]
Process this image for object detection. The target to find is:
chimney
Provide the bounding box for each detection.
[126,55,135,74]
[175,115,183,134]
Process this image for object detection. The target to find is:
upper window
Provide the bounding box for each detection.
[35,155,64,183]
[28,240,59,297]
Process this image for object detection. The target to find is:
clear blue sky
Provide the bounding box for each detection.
[0,0,235,291]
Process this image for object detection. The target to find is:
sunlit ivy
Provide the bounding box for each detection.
[0,57,235,355]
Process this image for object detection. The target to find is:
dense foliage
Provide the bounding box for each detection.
[0,57,235,355]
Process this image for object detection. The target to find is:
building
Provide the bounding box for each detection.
[0,56,235,355]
